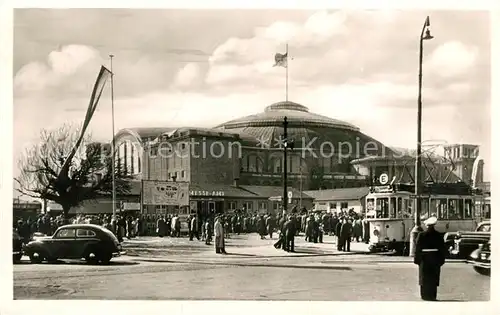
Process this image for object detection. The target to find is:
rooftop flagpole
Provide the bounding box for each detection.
[109,54,116,218]
[285,43,288,102]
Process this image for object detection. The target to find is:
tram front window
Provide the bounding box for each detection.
[401,199,412,218]
[390,197,397,218]
[376,198,389,218]
[448,199,460,219]
[464,199,473,219]
[484,204,491,219]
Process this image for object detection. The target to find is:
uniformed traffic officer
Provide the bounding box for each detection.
[414,216,446,301]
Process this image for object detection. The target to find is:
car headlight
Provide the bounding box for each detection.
[373,229,380,236]
[470,249,479,260]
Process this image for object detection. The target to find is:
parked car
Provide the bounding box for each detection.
[23,224,124,264]
[467,241,491,276]
[447,221,490,259]
[13,229,23,263]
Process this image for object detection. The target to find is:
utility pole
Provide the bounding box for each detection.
[283,116,288,213]
[410,16,434,257]
[109,54,117,218]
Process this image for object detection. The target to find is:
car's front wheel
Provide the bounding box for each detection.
[99,252,112,265]
[29,251,44,264]
[473,266,490,276]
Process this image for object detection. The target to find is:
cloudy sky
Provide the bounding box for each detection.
[13,9,491,179]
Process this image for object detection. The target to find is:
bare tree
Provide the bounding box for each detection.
[15,124,131,219]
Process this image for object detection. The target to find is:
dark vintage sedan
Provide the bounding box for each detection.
[23,224,124,264]
[13,229,23,263]
[447,221,491,259]
[467,241,491,276]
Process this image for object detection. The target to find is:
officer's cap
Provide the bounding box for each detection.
[424,216,438,226]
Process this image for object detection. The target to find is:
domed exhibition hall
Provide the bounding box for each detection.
[74,100,484,216]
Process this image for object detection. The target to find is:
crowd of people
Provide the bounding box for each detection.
[14,208,371,255]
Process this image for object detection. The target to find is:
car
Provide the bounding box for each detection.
[13,229,23,263]
[447,221,490,259]
[23,224,124,264]
[467,241,490,276]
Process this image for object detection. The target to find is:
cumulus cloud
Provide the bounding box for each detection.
[173,63,201,88]
[14,45,101,94]
[426,41,478,78]
[13,9,491,180]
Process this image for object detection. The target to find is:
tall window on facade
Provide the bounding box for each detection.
[248,155,263,173]
[243,202,253,212]
[273,202,280,212]
[124,142,129,175]
[270,157,281,173]
[155,205,166,214]
[228,202,236,211]
[130,143,135,175]
[258,202,267,211]
[240,156,249,172]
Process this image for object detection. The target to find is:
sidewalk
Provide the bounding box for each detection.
[123,233,466,267]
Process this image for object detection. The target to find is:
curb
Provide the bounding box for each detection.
[129,256,466,266]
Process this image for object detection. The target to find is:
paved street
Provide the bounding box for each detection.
[13,234,490,300]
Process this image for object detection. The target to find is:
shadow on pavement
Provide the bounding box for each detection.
[16,259,139,266]
[133,258,352,271]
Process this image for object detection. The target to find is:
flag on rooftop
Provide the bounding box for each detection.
[273,52,288,68]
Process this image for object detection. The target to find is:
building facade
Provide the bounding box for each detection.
[304,187,370,214]
[102,100,486,216]
[13,198,43,222]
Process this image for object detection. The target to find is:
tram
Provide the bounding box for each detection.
[365,181,481,255]
[474,195,491,221]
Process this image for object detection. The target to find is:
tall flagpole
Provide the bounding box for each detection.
[109,54,116,217]
[285,43,288,101]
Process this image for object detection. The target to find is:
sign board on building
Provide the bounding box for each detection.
[122,202,141,211]
[190,190,225,197]
[142,180,189,206]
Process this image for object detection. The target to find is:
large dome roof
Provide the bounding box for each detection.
[218,101,359,131]
[216,101,391,155]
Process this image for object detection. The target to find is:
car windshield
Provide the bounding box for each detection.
[55,228,76,238]
[477,223,491,232]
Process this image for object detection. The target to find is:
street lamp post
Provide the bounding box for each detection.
[283,117,289,213]
[409,16,434,257]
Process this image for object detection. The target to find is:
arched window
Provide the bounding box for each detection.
[240,155,249,172]
[270,157,282,173]
[248,155,264,173]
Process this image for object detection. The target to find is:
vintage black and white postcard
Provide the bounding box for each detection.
[1,1,497,314]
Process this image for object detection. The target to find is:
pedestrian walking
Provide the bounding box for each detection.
[284,215,296,252]
[156,216,166,237]
[336,219,343,250]
[266,215,275,239]
[205,220,212,245]
[414,216,446,301]
[340,219,353,251]
[214,216,227,254]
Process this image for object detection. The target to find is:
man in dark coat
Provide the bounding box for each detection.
[414,216,446,301]
[340,219,353,251]
[336,219,343,250]
[266,215,275,239]
[284,215,296,252]
[257,215,266,239]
